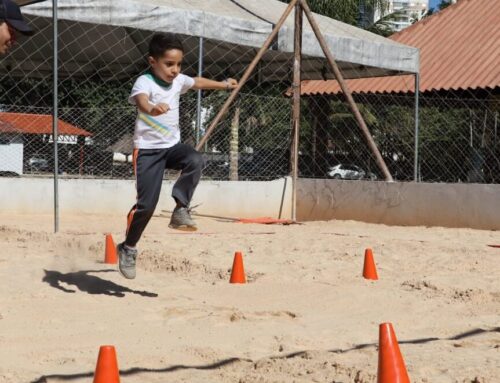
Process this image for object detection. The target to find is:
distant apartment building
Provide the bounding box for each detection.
[387,0,430,31]
[367,0,430,32]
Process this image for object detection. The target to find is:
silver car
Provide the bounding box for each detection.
[328,164,377,180]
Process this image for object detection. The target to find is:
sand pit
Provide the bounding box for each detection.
[0,213,498,382]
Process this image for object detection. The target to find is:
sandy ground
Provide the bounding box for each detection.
[0,213,499,383]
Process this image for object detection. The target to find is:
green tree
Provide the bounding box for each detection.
[278,0,389,26]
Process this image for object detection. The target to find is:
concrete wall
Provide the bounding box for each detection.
[0,177,292,219]
[297,179,500,230]
[4,177,499,229]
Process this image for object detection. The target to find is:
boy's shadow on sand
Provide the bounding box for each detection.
[42,269,158,298]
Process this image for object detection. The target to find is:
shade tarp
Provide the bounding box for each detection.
[5,0,419,80]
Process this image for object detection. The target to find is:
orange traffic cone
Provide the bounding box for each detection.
[93,345,120,383]
[363,248,378,280]
[105,234,118,264]
[230,251,246,284]
[377,323,410,383]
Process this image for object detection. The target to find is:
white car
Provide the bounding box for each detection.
[328,164,377,180]
[28,156,49,171]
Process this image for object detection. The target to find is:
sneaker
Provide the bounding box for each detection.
[117,242,137,279]
[169,206,197,231]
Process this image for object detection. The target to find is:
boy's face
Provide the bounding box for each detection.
[148,49,184,83]
[0,22,15,55]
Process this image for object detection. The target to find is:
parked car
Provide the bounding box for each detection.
[28,156,49,171]
[327,163,377,180]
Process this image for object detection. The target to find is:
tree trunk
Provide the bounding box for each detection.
[229,106,240,181]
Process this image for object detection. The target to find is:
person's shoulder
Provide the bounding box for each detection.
[175,74,195,94]
[135,73,154,84]
[131,74,154,91]
[130,74,155,100]
[175,73,193,84]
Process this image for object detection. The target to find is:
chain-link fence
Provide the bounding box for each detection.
[0,3,498,185]
[0,91,293,180]
[299,92,499,183]
[2,92,498,183]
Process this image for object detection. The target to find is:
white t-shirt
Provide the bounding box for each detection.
[129,73,195,149]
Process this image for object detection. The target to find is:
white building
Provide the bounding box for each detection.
[0,134,23,175]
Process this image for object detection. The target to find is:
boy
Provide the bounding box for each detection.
[0,0,33,55]
[117,33,237,279]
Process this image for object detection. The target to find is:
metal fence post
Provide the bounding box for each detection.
[52,0,59,232]
[195,36,204,145]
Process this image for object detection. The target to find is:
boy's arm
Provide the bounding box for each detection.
[134,94,170,116]
[192,77,238,91]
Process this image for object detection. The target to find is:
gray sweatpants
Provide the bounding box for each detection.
[125,143,204,247]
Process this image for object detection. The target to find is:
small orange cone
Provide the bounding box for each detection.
[363,248,378,280]
[105,234,118,264]
[377,323,410,383]
[230,251,246,284]
[93,345,120,383]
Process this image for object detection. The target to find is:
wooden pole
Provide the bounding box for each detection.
[299,0,394,181]
[291,3,303,221]
[195,0,299,151]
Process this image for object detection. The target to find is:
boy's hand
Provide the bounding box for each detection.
[224,78,238,90]
[150,103,170,116]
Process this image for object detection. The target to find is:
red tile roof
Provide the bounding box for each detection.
[0,112,92,136]
[301,0,500,95]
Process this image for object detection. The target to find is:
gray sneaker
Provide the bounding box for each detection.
[169,206,197,231]
[117,242,137,279]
